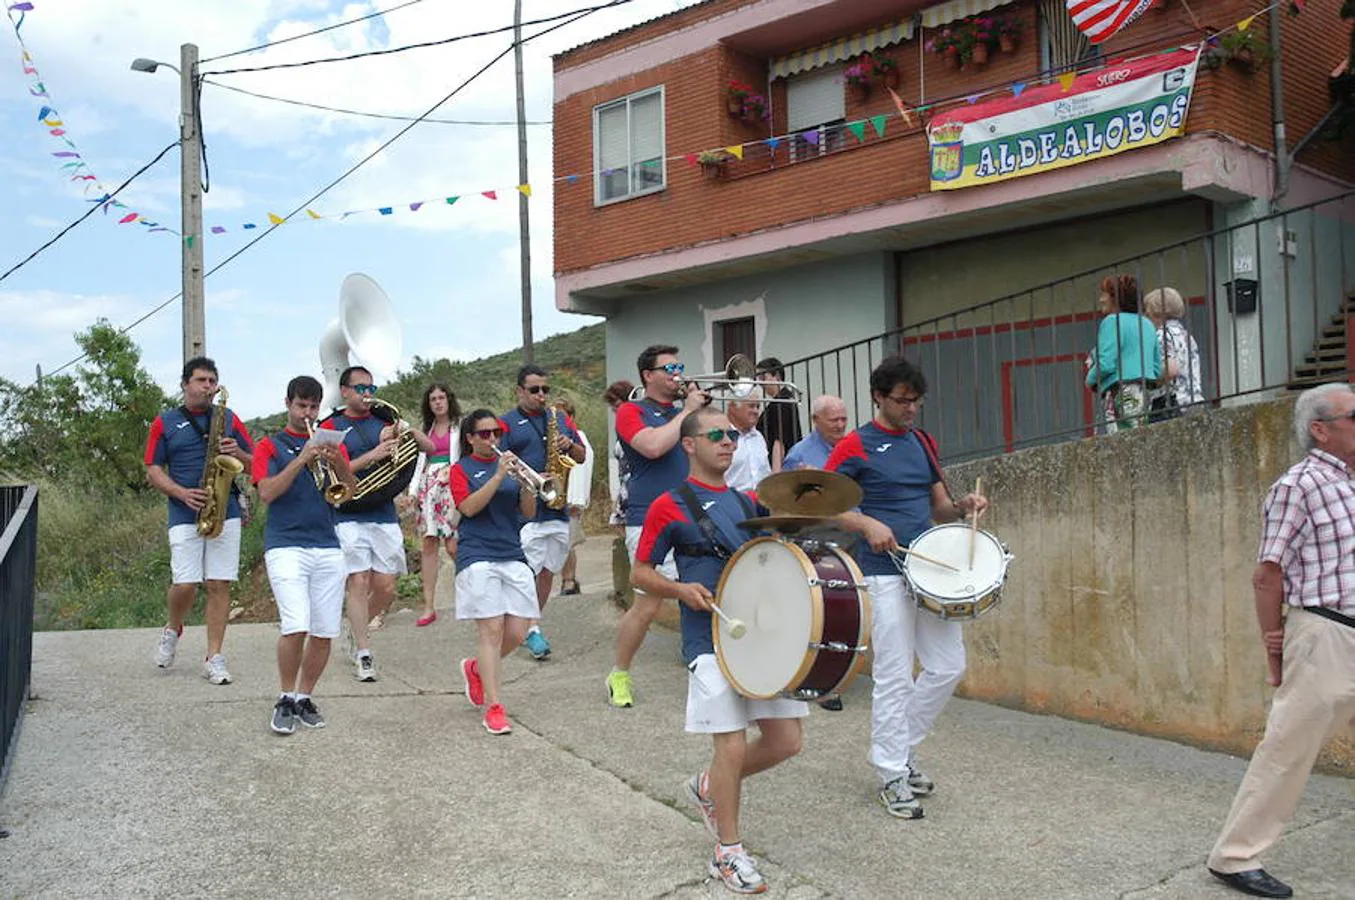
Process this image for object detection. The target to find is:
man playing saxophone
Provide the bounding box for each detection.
[144,357,254,685]
[502,364,586,660]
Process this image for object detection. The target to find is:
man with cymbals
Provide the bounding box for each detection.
[632,405,803,895]
[826,356,986,820]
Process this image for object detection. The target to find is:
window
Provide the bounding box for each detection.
[715,317,756,366]
[593,87,665,205]
[786,68,847,161]
[1038,0,1099,78]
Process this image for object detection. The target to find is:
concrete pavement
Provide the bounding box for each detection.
[1,538,1351,898]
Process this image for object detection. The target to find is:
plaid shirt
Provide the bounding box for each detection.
[1257,448,1355,614]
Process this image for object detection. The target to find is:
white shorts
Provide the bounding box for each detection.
[685,653,809,734]
[266,547,346,638]
[168,519,242,585]
[625,525,678,591]
[335,521,407,576]
[568,515,586,549]
[454,560,540,621]
[521,520,571,575]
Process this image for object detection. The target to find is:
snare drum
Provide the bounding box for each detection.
[899,523,1012,621]
[713,536,871,701]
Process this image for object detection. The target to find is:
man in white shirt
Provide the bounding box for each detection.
[725,400,770,492]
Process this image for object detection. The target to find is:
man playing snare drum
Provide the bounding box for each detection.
[632,406,804,895]
[826,356,986,820]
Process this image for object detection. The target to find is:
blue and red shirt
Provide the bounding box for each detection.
[615,398,689,526]
[501,406,580,524]
[251,429,349,551]
[636,479,765,665]
[825,422,943,577]
[450,454,527,569]
[321,411,398,525]
[144,406,254,529]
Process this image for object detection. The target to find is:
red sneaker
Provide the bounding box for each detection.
[461,658,484,707]
[483,703,512,735]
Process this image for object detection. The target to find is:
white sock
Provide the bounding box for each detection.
[718,842,743,858]
[527,625,541,635]
[279,692,292,702]
[295,693,310,703]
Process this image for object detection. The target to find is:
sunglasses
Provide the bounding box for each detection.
[472,428,504,439]
[652,362,685,375]
[524,385,551,395]
[701,428,740,444]
[350,384,377,395]
[1320,411,1355,423]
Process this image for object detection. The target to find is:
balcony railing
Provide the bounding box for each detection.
[783,188,1355,463]
[1,484,37,806]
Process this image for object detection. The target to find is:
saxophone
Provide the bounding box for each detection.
[544,408,577,511]
[195,386,245,538]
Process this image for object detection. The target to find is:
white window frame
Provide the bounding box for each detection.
[592,86,666,207]
[786,67,847,163]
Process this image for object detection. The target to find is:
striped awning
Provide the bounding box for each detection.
[769,19,915,79]
[920,0,1012,28]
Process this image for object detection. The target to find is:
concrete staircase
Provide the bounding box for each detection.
[1289,296,1355,389]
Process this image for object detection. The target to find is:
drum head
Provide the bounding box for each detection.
[715,537,817,699]
[905,524,1007,600]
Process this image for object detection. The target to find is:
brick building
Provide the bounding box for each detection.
[552,0,1355,458]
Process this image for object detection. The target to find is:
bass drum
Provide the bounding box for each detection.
[713,536,871,701]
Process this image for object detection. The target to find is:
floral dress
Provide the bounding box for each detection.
[415,425,460,538]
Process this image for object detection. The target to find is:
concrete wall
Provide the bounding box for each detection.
[946,396,1355,774]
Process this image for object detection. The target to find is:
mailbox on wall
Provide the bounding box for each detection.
[1225,278,1258,315]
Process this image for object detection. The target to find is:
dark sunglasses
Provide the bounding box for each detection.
[350,384,377,395]
[652,362,685,375]
[472,428,503,439]
[701,428,740,444]
[524,385,551,395]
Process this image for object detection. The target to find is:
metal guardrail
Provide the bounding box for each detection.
[1,484,37,811]
[785,189,1355,462]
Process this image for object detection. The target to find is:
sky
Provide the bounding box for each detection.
[0,0,701,417]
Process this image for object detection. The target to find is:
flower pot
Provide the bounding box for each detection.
[882,69,900,89]
[1227,49,1258,74]
[972,43,990,65]
[943,53,960,71]
[999,35,1016,53]
[700,161,725,179]
[727,97,744,116]
[848,81,870,102]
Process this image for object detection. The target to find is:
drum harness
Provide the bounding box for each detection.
[674,484,754,562]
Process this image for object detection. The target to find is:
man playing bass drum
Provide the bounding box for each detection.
[321,365,433,681]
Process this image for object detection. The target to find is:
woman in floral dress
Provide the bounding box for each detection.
[413,383,461,626]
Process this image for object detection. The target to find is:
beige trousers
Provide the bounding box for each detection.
[1208,607,1355,873]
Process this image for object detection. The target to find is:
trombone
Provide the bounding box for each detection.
[627,353,802,406]
[491,446,562,507]
[305,419,354,507]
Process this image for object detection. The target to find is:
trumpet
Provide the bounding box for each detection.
[627,353,801,406]
[305,419,354,507]
[491,445,562,507]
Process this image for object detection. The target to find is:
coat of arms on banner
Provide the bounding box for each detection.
[928,122,965,183]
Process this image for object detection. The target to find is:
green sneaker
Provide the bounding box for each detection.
[606,669,634,708]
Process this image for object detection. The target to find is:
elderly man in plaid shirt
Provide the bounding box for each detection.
[1207,382,1355,899]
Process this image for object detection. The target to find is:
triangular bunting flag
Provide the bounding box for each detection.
[243,223,257,229]
[36,105,52,120]
[118,213,138,224]
[1058,72,1077,91]
[1011,82,1027,98]
[267,212,285,225]
[409,202,423,211]
[306,209,321,219]
[965,94,980,105]
[886,86,913,127]
[211,226,226,234]
[801,129,820,146]
[846,121,866,143]
[378,207,393,215]
[482,190,497,200]
[1237,14,1257,30]
[870,115,887,138]
[184,235,194,247]
[724,144,744,160]
[766,137,782,151]
[565,175,579,184]
[516,184,531,197]
[684,153,699,167]
[445,196,459,205]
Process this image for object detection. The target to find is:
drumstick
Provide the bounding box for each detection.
[968,476,982,570]
[709,602,747,639]
[891,546,961,573]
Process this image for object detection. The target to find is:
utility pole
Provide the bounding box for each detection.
[513,0,534,363]
[180,43,206,363]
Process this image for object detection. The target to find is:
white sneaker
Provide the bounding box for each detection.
[355,653,377,682]
[202,654,232,685]
[154,627,179,668]
[709,846,767,894]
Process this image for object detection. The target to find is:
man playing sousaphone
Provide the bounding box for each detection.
[632,406,804,895]
[826,356,986,820]
[145,357,254,685]
[321,365,433,681]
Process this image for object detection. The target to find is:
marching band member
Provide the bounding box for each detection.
[251,376,355,735]
[452,410,538,735]
[322,366,433,681]
[144,356,253,685]
[827,357,986,820]
[607,344,707,708]
[633,406,803,895]
[412,382,462,627]
[502,365,585,659]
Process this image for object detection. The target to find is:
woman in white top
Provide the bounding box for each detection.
[1142,287,1205,419]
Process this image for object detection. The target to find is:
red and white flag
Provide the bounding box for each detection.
[1065,0,1154,44]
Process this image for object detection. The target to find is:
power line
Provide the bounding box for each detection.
[201,0,432,64]
[0,141,180,286]
[200,0,636,75]
[41,3,616,380]
[202,77,551,125]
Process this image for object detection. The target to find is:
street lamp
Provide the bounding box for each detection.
[131,44,205,365]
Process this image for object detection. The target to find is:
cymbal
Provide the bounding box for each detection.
[739,515,835,534]
[756,469,862,517]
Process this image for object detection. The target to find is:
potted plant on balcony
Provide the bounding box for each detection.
[968,17,998,66]
[727,80,752,117]
[927,30,962,70]
[872,54,900,89]
[697,149,729,179]
[742,91,770,123]
[998,15,1022,53]
[1201,28,1273,74]
[844,58,872,101]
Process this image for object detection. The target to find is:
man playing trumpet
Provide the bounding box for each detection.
[252,376,356,734]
